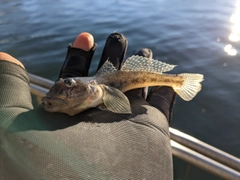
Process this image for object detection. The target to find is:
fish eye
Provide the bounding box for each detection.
[64,78,75,87]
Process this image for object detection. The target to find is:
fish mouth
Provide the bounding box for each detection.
[42,96,68,108]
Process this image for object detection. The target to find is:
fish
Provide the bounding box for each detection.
[42,55,204,116]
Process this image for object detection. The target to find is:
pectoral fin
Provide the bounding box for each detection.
[98,85,132,114]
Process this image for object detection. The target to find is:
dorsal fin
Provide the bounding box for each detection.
[96,60,117,76]
[121,55,176,74]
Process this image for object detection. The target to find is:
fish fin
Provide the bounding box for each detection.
[96,60,117,76]
[121,55,176,73]
[99,85,132,114]
[96,103,109,111]
[174,73,204,101]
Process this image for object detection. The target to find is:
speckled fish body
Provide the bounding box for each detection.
[42,55,204,115]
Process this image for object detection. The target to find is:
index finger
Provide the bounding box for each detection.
[58,32,96,79]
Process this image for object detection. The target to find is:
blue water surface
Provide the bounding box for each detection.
[1,0,240,179]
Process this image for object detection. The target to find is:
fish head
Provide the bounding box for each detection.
[42,78,103,116]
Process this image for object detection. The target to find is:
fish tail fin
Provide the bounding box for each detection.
[173,73,204,101]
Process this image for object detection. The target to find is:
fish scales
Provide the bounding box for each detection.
[42,55,204,115]
[97,71,184,92]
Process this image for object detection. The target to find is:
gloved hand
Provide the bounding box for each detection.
[1,32,175,180]
[55,32,176,122]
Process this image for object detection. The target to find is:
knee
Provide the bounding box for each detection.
[0,52,25,69]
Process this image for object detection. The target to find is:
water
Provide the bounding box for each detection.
[1,0,239,179]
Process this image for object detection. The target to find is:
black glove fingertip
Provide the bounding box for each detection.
[97,32,128,70]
